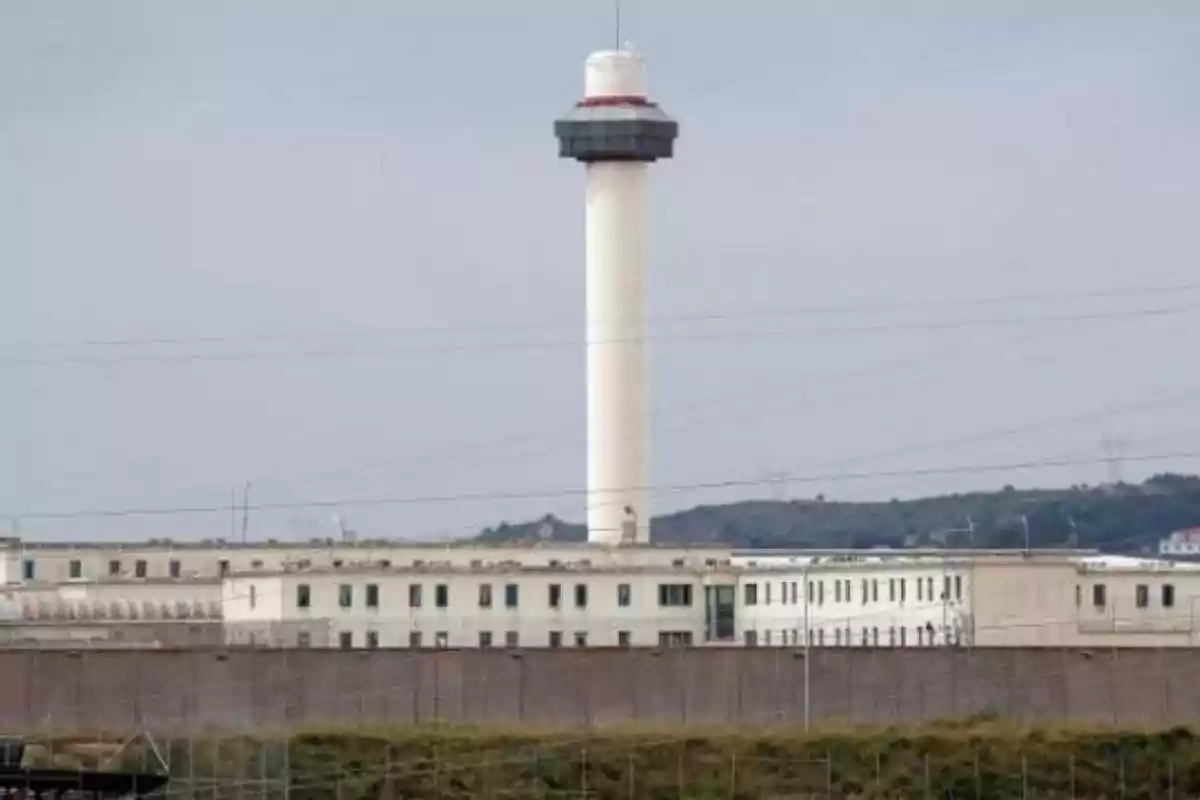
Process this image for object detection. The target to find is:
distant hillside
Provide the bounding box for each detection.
[475,473,1200,553]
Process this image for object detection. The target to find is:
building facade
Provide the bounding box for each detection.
[0,538,730,584]
[5,536,1200,650]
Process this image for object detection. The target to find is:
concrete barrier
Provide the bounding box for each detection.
[0,647,1185,731]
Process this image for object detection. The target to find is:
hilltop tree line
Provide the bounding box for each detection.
[475,473,1200,553]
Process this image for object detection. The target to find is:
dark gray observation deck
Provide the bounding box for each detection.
[555,100,679,163]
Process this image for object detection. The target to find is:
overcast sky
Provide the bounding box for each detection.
[3,0,1199,542]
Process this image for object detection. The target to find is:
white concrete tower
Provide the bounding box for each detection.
[555,50,679,544]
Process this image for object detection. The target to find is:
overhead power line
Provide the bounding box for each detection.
[3,282,1198,352]
[6,449,1198,522]
[1,304,1194,367]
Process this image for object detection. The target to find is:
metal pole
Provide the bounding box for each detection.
[803,565,811,731]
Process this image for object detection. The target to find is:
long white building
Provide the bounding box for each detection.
[5,536,1200,649]
[219,547,1200,650]
[0,537,729,583]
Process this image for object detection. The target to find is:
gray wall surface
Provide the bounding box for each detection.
[0,647,1188,732]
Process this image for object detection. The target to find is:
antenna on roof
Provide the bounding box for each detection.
[614,0,621,50]
[240,481,252,543]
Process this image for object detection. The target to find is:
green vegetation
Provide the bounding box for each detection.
[33,723,1200,798]
[478,473,1200,553]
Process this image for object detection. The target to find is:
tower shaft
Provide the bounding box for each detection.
[586,161,649,544]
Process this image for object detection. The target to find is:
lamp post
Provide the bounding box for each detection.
[802,563,811,731]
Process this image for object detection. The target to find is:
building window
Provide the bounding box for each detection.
[899,579,907,602]
[339,631,353,650]
[888,578,895,602]
[575,584,588,609]
[409,584,422,608]
[1093,583,1107,609]
[781,583,789,605]
[617,583,631,607]
[479,631,493,648]
[861,626,868,645]
[926,577,934,601]
[366,583,379,608]
[807,580,815,603]
[900,627,907,646]
[791,581,799,604]
[107,560,120,576]
[1075,585,1082,607]
[339,584,353,608]
[889,626,896,646]
[871,626,879,646]
[818,581,825,605]
[834,628,842,646]
[954,575,963,601]
[251,559,264,569]
[744,630,758,646]
[549,584,562,609]
[134,560,147,578]
[366,631,379,649]
[218,559,230,577]
[871,579,879,603]
[658,583,693,607]
[574,631,588,647]
[764,582,772,605]
[549,631,563,648]
[861,579,869,605]
[505,631,519,647]
[744,583,758,606]
[435,584,449,608]
[659,631,693,647]
[249,584,257,609]
[916,578,923,602]
[1163,584,1176,608]
[435,631,448,648]
[505,583,519,608]
[916,627,924,646]
[763,629,772,646]
[21,560,34,580]
[297,632,311,648]
[169,559,181,578]
[943,575,950,600]
[834,581,842,603]
[618,630,631,647]
[1135,584,1149,609]
[297,584,311,609]
[479,583,493,608]
[409,631,423,648]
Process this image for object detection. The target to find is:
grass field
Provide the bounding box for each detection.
[24,720,1200,798]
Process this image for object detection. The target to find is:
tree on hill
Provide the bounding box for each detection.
[473,474,1200,553]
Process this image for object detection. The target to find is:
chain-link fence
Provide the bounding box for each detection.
[38,733,1200,799]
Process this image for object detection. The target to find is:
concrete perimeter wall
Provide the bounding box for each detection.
[0,647,1191,732]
